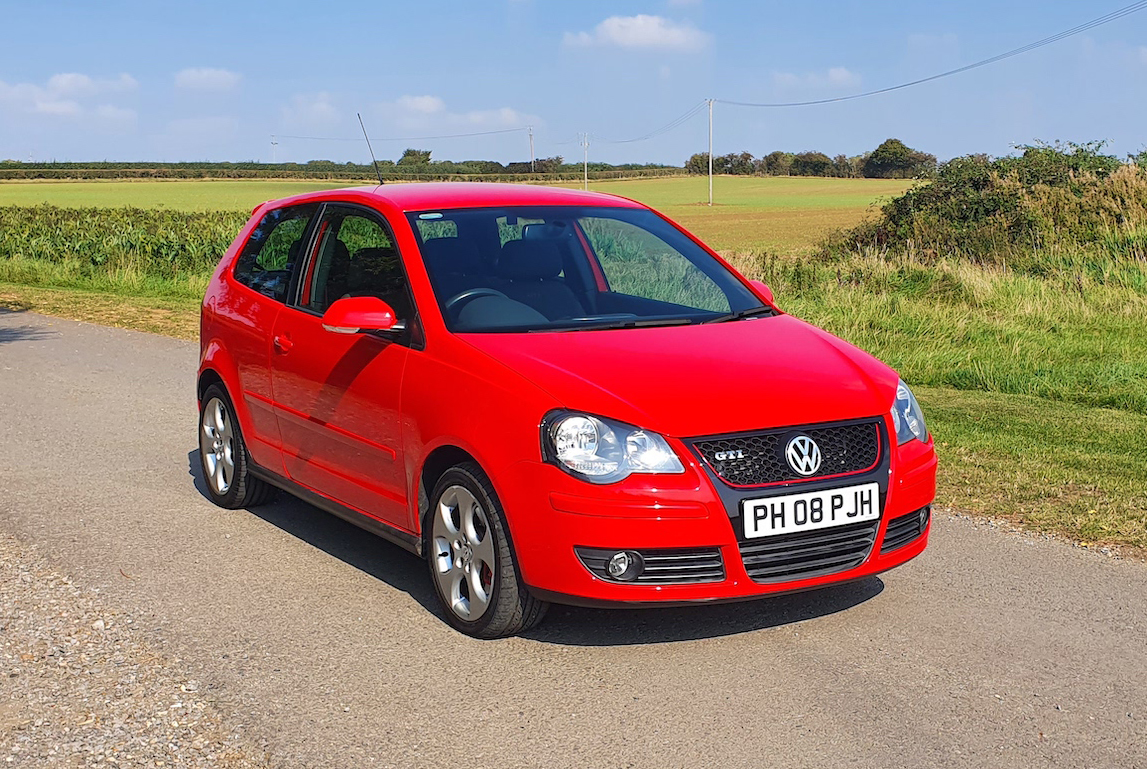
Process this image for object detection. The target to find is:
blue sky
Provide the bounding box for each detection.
[2,1,1145,165]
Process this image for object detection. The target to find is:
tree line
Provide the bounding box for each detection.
[686,138,939,179]
[0,152,676,179]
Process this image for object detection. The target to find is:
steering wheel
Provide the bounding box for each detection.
[445,288,510,313]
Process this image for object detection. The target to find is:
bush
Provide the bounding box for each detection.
[826,141,1147,271]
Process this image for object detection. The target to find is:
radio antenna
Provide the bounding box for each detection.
[357,112,384,185]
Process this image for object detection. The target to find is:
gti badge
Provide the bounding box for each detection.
[714,449,745,461]
[785,435,822,476]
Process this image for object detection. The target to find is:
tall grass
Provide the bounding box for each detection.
[0,205,244,298]
[730,250,1147,415]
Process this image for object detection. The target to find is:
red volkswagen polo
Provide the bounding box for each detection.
[198,182,936,638]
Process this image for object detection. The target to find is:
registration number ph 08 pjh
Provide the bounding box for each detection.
[742,482,880,539]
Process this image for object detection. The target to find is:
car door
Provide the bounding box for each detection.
[269,203,415,530]
[219,202,319,471]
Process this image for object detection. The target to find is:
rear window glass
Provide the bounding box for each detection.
[233,204,318,302]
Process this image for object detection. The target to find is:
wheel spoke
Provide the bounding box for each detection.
[472,531,496,576]
[212,401,227,434]
[467,565,490,615]
[217,459,232,493]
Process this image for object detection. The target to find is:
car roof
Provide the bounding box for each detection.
[265,182,647,213]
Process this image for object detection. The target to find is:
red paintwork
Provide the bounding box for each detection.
[321,296,399,332]
[199,182,936,605]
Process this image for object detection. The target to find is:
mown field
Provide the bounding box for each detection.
[0,176,912,253]
[0,173,1143,555]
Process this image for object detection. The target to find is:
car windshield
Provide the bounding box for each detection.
[407,206,768,333]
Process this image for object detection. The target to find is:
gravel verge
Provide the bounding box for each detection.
[0,533,271,768]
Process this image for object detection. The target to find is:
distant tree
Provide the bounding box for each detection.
[685,152,710,174]
[862,138,937,179]
[759,150,795,176]
[534,156,564,174]
[791,151,835,177]
[719,151,756,175]
[397,148,432,166]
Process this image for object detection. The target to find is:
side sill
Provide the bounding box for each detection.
[248,464,423,557]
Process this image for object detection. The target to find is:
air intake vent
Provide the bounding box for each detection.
[739,520,878,583]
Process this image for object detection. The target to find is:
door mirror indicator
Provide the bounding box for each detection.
[321,296,402,334]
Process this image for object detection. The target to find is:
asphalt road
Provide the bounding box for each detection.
[2,308,1145,769]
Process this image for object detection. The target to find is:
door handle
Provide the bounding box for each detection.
[273,335,293,353]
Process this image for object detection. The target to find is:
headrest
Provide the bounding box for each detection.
[420,237,483,275]
[498,239,562,280]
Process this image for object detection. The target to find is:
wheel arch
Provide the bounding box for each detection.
[418,445,479,534]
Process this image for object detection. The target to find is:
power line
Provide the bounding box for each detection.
[592,100,709,144]
[717,0,1147,108]
[276,126,528,142]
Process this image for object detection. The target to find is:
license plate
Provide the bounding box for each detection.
[742,482,880,539]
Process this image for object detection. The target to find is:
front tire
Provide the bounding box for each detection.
[198,384,276,509]
[427,462,548,638]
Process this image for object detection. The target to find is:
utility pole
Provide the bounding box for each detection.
[270,134,278,164]
[581,133,589,191]
[707,99,713,207]
[528,126,535,173]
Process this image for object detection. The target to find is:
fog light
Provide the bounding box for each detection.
[606,550,644,582]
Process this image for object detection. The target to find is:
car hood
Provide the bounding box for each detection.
[458,315,898,438]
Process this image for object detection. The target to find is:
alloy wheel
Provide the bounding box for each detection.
[431,485,496,621]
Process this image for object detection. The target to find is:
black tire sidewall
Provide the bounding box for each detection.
[198,384,249,509]
[426,463,521,637]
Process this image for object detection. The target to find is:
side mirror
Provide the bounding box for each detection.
[321,296,402,335]
[749,279,775,306]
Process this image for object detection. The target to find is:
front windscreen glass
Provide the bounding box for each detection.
[407,206,767,333]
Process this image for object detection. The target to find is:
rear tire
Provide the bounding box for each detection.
[198,384,276,509]
[426,462,548,638]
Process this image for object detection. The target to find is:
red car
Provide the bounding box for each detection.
[198,182,936,638]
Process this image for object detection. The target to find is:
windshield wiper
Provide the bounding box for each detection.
[541,317,696,332]
[701,306,776,324]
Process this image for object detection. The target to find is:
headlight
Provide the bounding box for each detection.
[542,412,685,484]
[890,380,929,444]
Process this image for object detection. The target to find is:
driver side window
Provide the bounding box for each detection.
[301,208,413,319]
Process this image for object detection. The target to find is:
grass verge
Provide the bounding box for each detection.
[0,282,199,340]
[924,387,1146,555]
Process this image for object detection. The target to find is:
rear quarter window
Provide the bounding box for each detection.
[233,203,319,302]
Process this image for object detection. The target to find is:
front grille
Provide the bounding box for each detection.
[576,547,725,584]
[693,420,881,487]
[739,519,878,583]
[881,505,931,554]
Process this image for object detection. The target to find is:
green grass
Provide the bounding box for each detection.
[579,176,915,253]
[730,252,1147,415]
[0,176,911,255]
[924,387,1147,550]
[0,179,353,212]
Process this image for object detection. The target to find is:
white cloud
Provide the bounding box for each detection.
[0,72,136,121]
[563,15,711,52]
[46,72,137,97]
[396,95,446,115]
[175,67,241,92]
[153,116,239,159]
[772,67,861,91]
[94,104,137,125]
[377,95,538,133]
[281,92,341,131]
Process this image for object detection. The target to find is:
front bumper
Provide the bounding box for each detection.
[498,430,937,606]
